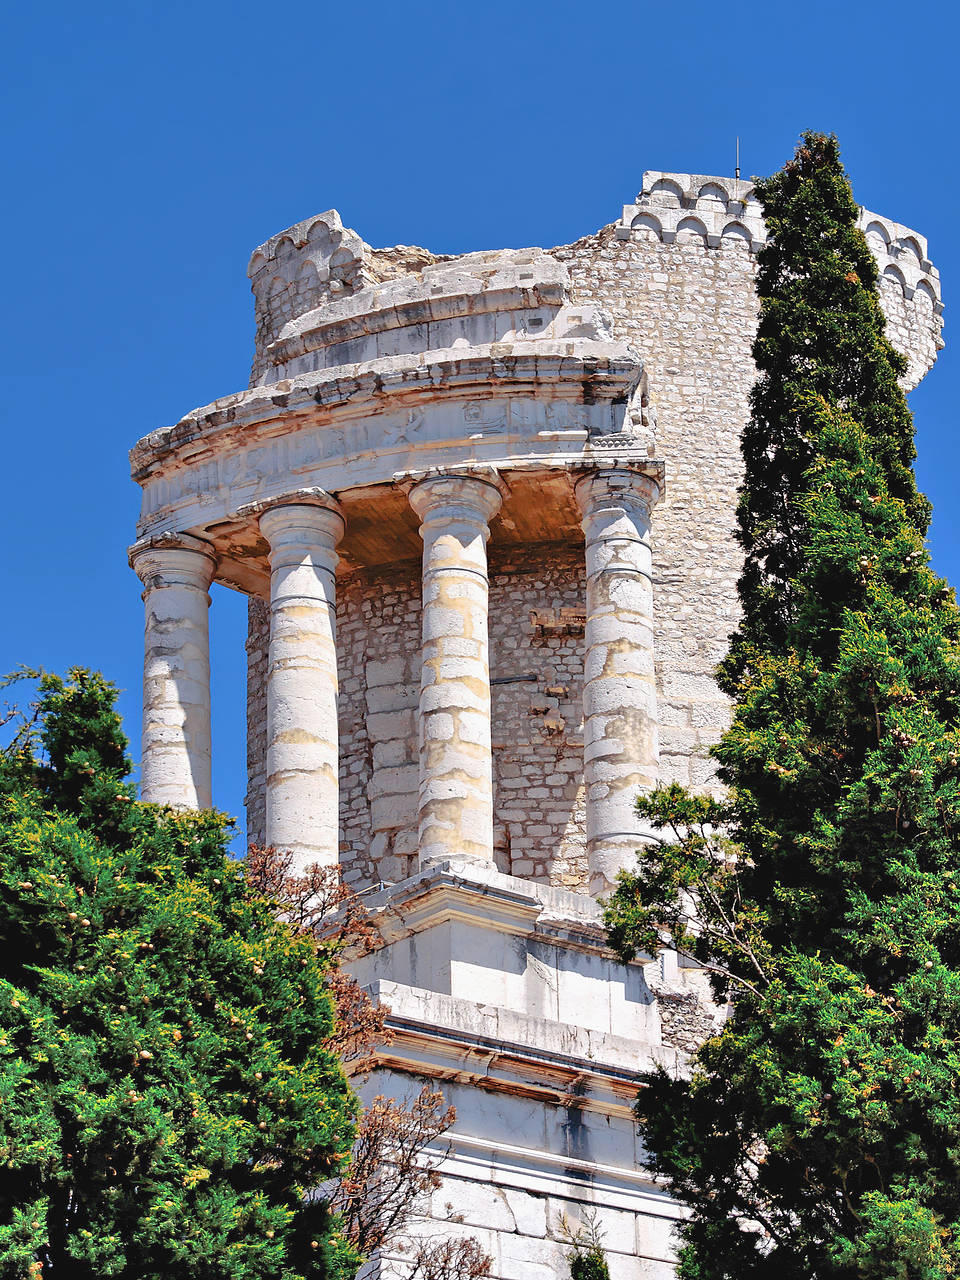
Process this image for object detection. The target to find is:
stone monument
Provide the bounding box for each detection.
[129,173,943,1277]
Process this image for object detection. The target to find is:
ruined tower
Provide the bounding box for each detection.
[129,173,943,1277]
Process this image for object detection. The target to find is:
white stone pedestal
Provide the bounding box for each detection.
[347,863,708,1280]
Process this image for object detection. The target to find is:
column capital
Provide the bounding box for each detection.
[400,467,507,524]
[237,486,343,521]
[238,487,345,547]
[128,531,217,591]
[573,462,664,518]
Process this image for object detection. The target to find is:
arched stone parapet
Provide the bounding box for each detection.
[247,211,376,381]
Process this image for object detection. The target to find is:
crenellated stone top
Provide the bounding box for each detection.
[617,170,943,389]
[621,169,941,303]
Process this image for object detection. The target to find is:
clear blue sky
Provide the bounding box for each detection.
[2,0,957,849]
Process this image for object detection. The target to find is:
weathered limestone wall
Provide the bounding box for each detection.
[877,270,941,389]
[337,561,421,888]
[244,596,269,846]
[358,1068,679,1280]
[344,864,718,1280]
[488,545,587,889]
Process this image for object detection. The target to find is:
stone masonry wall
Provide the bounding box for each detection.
[337,561,421,889]
[877,270,941,390]
[245,596,269,847]
[487,545,586,889]
[556,225,756,793]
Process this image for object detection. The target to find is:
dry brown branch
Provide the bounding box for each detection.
[331,1086,456,1258]
[244,845,391,1065]
[407,1237,493,1280]
[324,967,389,1068]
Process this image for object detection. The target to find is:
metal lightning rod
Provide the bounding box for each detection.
[735,136,740,182]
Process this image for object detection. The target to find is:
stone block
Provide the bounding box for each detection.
[498,1233,566,1273]
[367,709,416,741]
[365,683,418,715]
[372,739,415,769]
[368,763,418,800]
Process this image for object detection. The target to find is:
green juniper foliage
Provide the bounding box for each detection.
[559,1210,610,1280]
[569,1252,610,1280]
[604,133,960,1278]
[0,669,358,1280]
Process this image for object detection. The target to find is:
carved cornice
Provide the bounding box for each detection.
[129,342,643,481]
[236,486,343,520]
[127,529,217,572]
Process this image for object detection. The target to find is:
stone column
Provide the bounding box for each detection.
[575,466,662,894]
[407,472,504,870]
[256,494,344,872]
[129,532,217,809]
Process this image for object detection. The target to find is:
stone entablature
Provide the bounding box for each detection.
[131,247,648,556]
[128,174,944,1279]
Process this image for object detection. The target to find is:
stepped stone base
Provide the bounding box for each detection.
[347,861,713,1278]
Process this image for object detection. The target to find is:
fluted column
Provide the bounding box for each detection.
[407,472,504,870]
[256,494,344,871]
[575,466,662,895]
[129,532,217,809]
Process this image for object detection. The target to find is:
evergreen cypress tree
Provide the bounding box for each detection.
[0,669,359,1279]
[604,133,960,1278]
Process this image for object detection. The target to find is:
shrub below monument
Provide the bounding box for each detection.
[0,669,358,1279]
